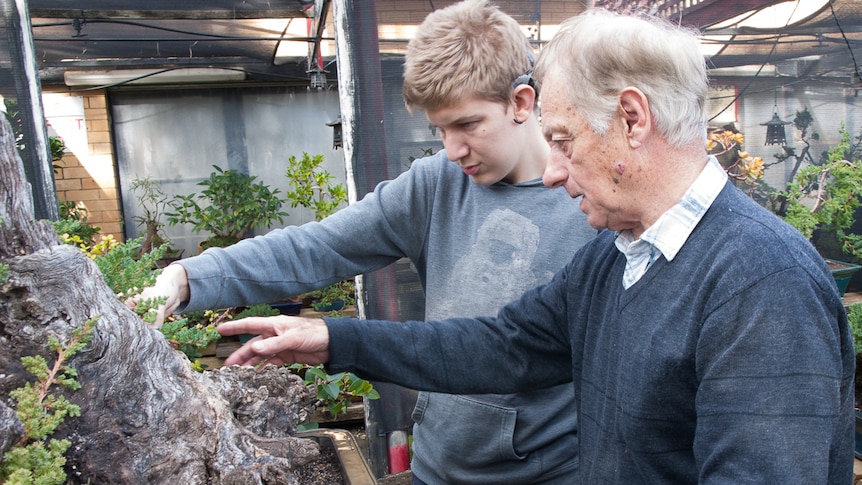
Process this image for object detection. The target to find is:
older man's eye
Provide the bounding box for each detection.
[550,137,572,148]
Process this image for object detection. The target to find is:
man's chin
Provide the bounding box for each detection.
[471,173,503,186]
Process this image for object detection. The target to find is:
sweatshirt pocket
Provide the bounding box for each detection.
[411,392,524,471]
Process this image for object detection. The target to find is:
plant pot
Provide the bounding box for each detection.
[155,248,184,269]
[826,258,862,297]
[271,299,303,316]
[313,299,346,312]
[295,428,377,485]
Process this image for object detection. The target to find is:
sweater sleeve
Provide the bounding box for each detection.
[176,155,447,313]
[694,266,853,483]
[325,264,574,394]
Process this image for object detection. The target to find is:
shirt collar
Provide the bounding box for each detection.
[615,156,727,262]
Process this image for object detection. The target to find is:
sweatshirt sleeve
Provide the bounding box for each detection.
[325,265,574,394]
[176,155,447,313]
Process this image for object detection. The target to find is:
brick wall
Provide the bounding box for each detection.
[52,91,124,242]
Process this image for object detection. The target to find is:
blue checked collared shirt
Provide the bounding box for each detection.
[615,156,728,289]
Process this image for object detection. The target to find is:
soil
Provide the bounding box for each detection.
[295,424,368,485]
[295,445,344,485]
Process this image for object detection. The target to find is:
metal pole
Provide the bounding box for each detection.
[1,0,58,220]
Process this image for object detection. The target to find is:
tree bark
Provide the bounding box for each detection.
[0,115,320,483]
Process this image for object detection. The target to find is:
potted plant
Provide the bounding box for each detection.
[847,302,862,457]
[284,152,348,221]
[708,125,764,195]
[307,279,356,313]
[166,165,288,250]
[284,152,353,311]
[779,125,862,295]
[52,201,101,248]
[130,177,182,265]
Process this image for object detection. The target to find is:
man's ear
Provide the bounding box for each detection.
[512,84,537,123]
[618,87,650,148]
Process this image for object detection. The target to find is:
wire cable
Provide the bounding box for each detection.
[828,0,862,81]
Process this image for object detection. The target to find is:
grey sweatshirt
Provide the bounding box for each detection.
[178,150,595,483]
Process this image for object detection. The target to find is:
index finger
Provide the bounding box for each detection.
[218,317,275,338]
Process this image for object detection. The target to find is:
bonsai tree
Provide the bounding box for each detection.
[166,165,288,250]
[759,107,821,214]
[781,125,862,262]
[307,279,356,312]
[130,177,180,257]
[778,125,862,295]
[848,303,862,409]
[284,153,353,310]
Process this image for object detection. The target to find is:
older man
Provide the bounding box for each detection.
[219,9,854,483]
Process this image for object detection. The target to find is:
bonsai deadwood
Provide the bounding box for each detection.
[0,116,319,484]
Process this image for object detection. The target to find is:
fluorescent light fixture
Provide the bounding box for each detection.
[64,68,245,87]
[708,65,777,77]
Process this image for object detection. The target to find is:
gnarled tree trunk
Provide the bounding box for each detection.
[0,115,319,484]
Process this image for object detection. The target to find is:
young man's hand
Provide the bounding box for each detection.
[217,316,331,367]
[124,264,190,327]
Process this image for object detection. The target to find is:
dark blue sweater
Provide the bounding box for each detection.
[328,182,854,483]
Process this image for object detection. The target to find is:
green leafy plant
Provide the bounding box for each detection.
[780,125,862,262]
[287,364,379,420]
[166,165,288,249]
[3,98,66,176]
[53,201,100,248]
[1,316,97,485]
[848,303,862,410]
[48,136,65,163]
[89,237,167,298]
[51,213,217,364]
[284,152,354,312]
[134,300,223,363]
[849,303,862,355]
[285,152,347,222]
[308,279,356,313]
[234,303,280,320]
[158,315,221,361]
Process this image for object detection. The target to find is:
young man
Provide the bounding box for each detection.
[131,1,594,483]
[217,9,855,484]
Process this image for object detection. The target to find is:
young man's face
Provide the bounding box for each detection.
[425,97,532,185]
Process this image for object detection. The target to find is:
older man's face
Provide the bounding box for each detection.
[539,69,639,232]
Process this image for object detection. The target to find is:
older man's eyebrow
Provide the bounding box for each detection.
[542,123,572,141]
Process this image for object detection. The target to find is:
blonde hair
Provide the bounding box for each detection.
[534,9,708,148]
[403,0,534,112]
